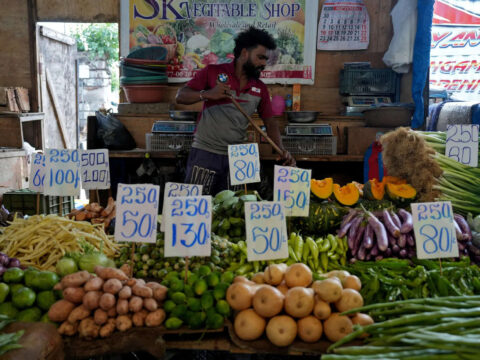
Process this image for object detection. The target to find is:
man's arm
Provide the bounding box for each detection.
[176,84,232,105]
[263,117,296,166]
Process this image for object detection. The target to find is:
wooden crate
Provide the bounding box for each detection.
[0,112,44,149]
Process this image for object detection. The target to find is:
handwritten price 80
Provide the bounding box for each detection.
[448,146,472,165]
[251,226,281,255]
[121,211,156,239]
[419,224,455,255]
[233,159,259,182]
[120,186,158,208]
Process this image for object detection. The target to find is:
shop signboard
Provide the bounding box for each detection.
[120,0,318,84]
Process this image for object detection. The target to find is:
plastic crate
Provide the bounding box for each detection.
[146,133,193,152]
[340,69,400,98]
[282,136,337,155]
[2,189,74,216]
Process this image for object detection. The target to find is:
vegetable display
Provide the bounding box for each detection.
[67,197,116,231]
[292,201,347,236]
[228,263,369,347]
[49,266,167,338]
[338,208,416,262]
[0,215,119,271]
[344,257,480,305]
[326,295,480,359]
[0,266,60,323]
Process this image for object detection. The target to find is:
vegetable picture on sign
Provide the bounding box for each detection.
[122,0,319,84]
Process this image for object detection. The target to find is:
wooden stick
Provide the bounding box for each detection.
[130,243,136,278]
[439,258,443,276]
[36,193,40,215]
[96,189,101,204]
[229,96,284,156]
[244,184,248,195]
[184,256,189,284]
[59,196,63,216]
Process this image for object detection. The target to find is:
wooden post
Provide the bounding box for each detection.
[184,257,189,284]
[36,193,40,215]
[244,184,248,195]
[130,243,136,278]
[59,196,63,216]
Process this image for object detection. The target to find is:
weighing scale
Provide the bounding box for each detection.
[344,96,392,115]
[285,124,333,136]
[151,121,196,134]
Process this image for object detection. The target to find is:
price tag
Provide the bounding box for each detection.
[80,149,110,190]
[44,149,81,196]
[411,201,459,259]
[228,143,261,186]
[164,196,212,257]
[114,183,160,243]
[245,201,288,261]
[160,182,203,232]
[29,153,45,192]
[273,165,311,217]
[446,124,479,167]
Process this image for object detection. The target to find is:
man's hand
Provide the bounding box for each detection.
[278,150,296,167]
[205,83,232,101]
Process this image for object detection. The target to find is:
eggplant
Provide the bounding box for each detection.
[458,242,466,251]
[366,211,389,252]
[383,210,400,238]
[453,219,464,242]
[407,248,416,257]
[370,244,379,256]
[391,212,402,227]
[363,223,374,249]
[366,253,372,261]
[385,248,392,257]
[398,234,407,248]
[347,216,363,250]
[0,253,9,266]
[353,224,366,257]
[392,244,400,254]
[375,255,384,261]
[398,209,413,234]
[338,211,359,238]
[8,258,21,268]
[399,249,408,258]
[357,243,366,261]
[467,242,480,256]
[454,214,472,241]
[388,234,397,247]
[406,233,415,247]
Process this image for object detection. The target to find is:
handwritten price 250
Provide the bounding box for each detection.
[120,186,158,208]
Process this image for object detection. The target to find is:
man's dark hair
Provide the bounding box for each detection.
[233,26,276,59]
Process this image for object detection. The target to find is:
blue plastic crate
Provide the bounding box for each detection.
[340,69,400,98]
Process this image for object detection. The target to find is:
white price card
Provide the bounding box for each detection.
[44,149,81,196]
[80,149,110,190]
[164,196,212,257]
[411,201,459,259]
[29,153,45,192]
[245,201,288,261]
[446,124,479,167]
[114,183,160,243]
[160,182,203,232]
[228,143,261,186]
[273,165,311,217]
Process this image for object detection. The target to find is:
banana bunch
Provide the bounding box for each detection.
[287,232,348,273]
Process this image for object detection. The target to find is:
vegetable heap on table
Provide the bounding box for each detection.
[0,266,60,323]
[345,257,480,305]
[325,295,480,360]
[228,263,370,347]
[49,265,167,339]
[67,197,116,231]
[0,215,120,271]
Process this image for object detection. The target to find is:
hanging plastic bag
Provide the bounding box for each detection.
[95,111,136,150]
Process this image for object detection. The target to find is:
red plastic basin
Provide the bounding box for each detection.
[122,85,168,103]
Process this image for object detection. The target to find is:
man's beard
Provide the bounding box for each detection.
[243,59,264,79]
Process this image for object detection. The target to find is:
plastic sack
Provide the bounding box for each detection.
[95,111,136,150]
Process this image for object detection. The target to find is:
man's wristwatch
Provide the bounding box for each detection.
[199,90,207,101]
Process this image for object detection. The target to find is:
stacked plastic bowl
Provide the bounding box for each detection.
[121,46,169,103]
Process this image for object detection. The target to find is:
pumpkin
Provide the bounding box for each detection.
[333,183,360,206]
[382,176,407,185]
[363,179,385,201]
[311,178,334,199]
[293,201,348,235]
[386,183,417,203]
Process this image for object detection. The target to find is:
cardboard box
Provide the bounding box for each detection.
[347,127,391,155]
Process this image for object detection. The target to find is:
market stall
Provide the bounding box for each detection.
[3,0,480,359]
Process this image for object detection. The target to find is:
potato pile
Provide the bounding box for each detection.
[227,263,372,347]
[68,197,116,229]
[48,265,167,339]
